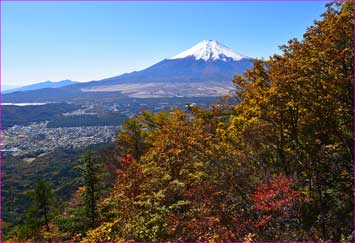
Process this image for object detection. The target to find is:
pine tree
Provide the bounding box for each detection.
[116,118,147,160]
[80,151,99,228]
[22,179,54,240]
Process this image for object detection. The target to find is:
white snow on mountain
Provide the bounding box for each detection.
[169,40,248,61]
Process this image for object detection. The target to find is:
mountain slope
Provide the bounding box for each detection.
[79,40,254,97]
[94,56,252,86]
[92,40,252,86]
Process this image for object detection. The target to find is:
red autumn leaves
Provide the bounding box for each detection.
[115,154,143,185]
[115,155,132,183]
[252,177,302,211]
[114,155,311,238]
[251,177,309,228]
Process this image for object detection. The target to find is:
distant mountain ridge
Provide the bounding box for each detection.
[3,79,78,94]
[3,40,254,101]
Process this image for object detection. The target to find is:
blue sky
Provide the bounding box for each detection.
[2,1,327,86]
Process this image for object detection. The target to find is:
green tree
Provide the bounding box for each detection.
[116,118,147,160]
[116,110,174,161]
[80,151,99,229]
[21,179,55,241]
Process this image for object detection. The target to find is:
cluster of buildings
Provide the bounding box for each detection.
[2,122,120,157]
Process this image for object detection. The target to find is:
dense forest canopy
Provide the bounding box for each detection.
[5,1,354,242]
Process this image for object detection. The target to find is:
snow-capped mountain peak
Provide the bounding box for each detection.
[169,40,248,61]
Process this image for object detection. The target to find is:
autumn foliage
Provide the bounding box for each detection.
[8,1,353,242]
[83,2,354,242]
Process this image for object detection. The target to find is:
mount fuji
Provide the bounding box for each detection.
[170,39,248,61]
[3,40,254,101]
[80,40,253,97]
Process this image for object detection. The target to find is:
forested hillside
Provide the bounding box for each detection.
[5,1,353,242]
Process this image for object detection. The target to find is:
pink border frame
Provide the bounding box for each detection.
[0,1,352,243]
